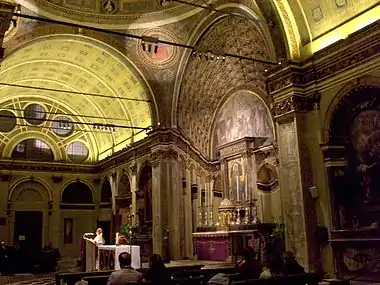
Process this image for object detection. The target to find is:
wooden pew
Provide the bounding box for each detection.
[82,277,149,285]
[56,264,205,285]
[82,275,110,285]
[56,270,114,285]
[232,273,321,285]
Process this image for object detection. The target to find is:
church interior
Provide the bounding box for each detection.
[0,0,380,283]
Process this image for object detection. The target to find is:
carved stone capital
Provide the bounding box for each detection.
[151,148,178,162]
[271,92,320,118]
[129,164,137,175]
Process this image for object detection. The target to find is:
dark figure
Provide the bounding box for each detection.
[236,248,262,279]
[145,254,171,285]
[283,251,304,275]
[107,252,143,285]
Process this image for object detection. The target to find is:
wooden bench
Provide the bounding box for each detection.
[56,270,114,285]
[56,264,205,285]
[232,273,321,285]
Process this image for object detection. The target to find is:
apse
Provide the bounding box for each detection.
[212,91,274,159]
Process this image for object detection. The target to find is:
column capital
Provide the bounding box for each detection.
[271,92,321,119]
[129,164,137,175]
[151,148,178,161]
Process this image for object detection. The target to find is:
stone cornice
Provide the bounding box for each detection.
[271,92,320,118]
[266,20,380,95]
[0,159,96,174]
[0,128,216,174]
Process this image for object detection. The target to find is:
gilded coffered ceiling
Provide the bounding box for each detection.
[0,34,155,162]
[16,0,202,29]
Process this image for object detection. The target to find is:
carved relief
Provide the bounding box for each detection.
[213,91,274,158]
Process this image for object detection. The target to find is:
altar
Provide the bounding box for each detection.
[98,245,141,270]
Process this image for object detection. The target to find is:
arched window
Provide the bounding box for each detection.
[67,141,89,163]
[100,180,112,203]
[61,181,93,204]
[118,174,131,196]
[12,139,54,161]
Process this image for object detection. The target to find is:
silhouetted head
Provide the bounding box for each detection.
[242,247,256,261]
[119,252,132,268]
[149,253,166,270]
[284,251,296,262]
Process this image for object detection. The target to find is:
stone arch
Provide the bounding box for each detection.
[172,4,277,129]
[176,15,273,155]
[257,163,279,192]
[9,178,52,202]
[209,89,275,158]
[137,163,153,229]
[3,132,62,161]
[324,84,380,229]
[323,77,380,144]
[61,180,94,204]
[117,172,131,196]
[100,179,112,203]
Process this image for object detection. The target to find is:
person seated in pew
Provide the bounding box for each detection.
[235,247,262,279]
[282,251,304,275]
[107,252,143,285]
[144,254,171,285]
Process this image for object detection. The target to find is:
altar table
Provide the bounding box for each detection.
[98,245,141,270]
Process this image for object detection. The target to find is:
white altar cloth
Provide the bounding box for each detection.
[98,245,141,269]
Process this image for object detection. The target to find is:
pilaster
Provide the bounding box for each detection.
[130,164,137,225]
[184,168,193,257]
[268,66,320,271]
[51,176,62,248]
[151,146,181,260]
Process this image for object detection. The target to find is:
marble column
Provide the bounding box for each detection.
[196,174,202,226]
[185,168,194,257]
[151,146,181,260]
[130,164,137,225]
[271,93,320,271]
[208,175,214,225]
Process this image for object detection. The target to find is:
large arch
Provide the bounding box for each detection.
[172,3,277,129]
[0,34,158,162]
[176,14,273,155]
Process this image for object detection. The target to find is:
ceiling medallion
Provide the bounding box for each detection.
[102,0,118,14]
[137,28,179,69]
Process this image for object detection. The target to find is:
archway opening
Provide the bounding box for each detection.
[137,164,153,232]
[327,86,380,230]
[61,181,94,205]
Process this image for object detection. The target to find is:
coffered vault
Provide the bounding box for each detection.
[0,34,156,162]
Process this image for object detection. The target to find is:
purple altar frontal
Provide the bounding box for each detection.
[193,229,268,262]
